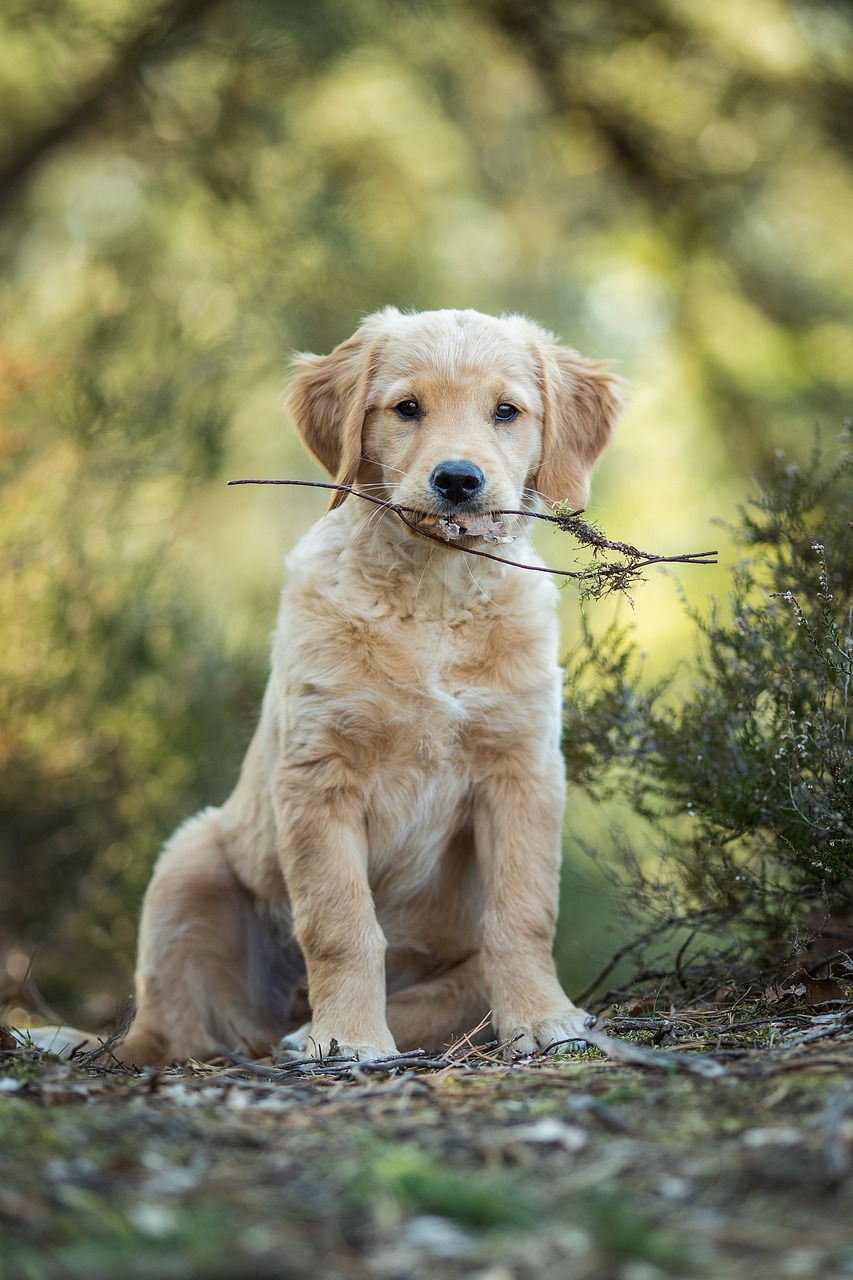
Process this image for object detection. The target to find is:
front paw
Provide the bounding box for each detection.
[500,1007,597,1056]
[279,1022,398,1063]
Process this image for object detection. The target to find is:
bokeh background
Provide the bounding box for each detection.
[2,0,851,1029]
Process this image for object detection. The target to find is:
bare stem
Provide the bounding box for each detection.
[227,478,717,600]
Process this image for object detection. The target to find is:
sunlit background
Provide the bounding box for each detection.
[2,0,851,1028]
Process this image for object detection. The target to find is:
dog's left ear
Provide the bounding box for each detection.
[534,342,623,510]
[286,322,385,510]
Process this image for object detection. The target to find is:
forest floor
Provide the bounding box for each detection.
[2,980,853,1280]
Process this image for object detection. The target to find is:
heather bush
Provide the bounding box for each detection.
[564,428,852,959]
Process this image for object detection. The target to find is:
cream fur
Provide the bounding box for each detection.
[105,307,621,1065]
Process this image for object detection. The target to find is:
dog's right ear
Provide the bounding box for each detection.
[286,324,384,510]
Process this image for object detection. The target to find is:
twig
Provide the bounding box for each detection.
[575,911,719,1006]
[227,478,717,600]
[442,1011,494,1059]
[577,1019,729,1078]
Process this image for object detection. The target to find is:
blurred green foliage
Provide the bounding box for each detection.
[1,0,851,1021]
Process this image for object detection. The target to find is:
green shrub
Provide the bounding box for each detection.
[563,427,852,959]
[0,335,266,1021]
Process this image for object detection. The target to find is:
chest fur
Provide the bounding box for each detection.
[289,598,554,745]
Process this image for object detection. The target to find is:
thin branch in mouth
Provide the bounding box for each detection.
[226,477,718,601]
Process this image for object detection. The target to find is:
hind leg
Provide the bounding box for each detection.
[117,809,300,1067]
[279,956,490,1059]
[385,954,490,1052]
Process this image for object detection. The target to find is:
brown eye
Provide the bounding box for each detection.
[395,399,420,419]
[495,403,518,422]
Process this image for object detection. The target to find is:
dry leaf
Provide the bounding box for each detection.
[798,974,847,1006]
[415,517,461,542]
[763,985,787,1004]
[456,513,514,543]
[0,1024,19,1052]
[415,514,514,544]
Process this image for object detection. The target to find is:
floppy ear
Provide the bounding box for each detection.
[534,342,623,509]
[286,325,384,510]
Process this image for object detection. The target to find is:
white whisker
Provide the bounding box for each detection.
[464,555,498,609]
[364,461,412,481]
[339,496,388,555]
[414,544,435,609]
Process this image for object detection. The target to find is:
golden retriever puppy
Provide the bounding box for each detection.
[76,307,622,1066]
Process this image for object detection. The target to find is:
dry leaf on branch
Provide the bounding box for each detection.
[414,514,515,543]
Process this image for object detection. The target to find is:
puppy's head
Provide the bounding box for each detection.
[286,308,622,524]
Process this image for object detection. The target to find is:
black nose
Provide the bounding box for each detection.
[430,460,485,507]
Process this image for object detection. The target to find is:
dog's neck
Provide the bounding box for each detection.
[327,499,547,620]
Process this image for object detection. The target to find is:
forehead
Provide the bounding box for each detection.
[371,311,541,397]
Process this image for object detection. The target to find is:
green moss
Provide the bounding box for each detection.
[368,1146,536,1228]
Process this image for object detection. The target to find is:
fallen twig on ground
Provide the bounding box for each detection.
[3,1001,853,1101]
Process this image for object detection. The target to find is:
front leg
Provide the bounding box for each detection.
[474,753,592,1054]
[274,762,397,1061]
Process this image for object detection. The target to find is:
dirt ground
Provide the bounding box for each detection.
[2,995,853,1280]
